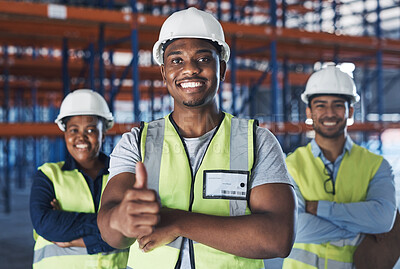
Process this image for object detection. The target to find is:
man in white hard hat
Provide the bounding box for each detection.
[30,89,128,268]
[98,7,297,269]
[282,63,397,268]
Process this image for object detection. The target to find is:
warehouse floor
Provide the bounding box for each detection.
[0,189,34,269]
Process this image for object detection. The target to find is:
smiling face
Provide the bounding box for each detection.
[307,95,353,139]
[64,115,104,166]
[160,38,226,109]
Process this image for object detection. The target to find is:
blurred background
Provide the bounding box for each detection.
[0,0,399,268]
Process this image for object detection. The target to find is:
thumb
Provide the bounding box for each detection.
[133,161,147,189]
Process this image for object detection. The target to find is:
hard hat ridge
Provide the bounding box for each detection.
[152,7,230,65]
[55,89,114,132]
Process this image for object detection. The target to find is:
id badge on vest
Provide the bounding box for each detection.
[203,170,249,200]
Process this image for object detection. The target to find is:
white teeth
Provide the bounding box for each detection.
[180,82,202,88]
[76,144,88,149]
[323,122,336,126]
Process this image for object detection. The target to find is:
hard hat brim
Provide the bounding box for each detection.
[153,36,230,65]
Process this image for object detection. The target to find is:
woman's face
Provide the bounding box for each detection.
[64,115,104,165]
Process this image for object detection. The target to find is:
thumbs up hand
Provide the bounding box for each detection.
[133,161,148,189]
[110,162,160,239]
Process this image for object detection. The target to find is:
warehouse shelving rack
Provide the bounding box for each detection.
[0,0,399,212]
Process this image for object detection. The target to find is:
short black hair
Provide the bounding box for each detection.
[162,38,222,58]
[308,94,352,108]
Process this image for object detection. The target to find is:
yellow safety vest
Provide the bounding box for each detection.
[127,112,264,269]
[283,143,383,269]
[33,162,128,269]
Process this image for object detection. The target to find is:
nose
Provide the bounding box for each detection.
[75,130,87,140]
[183,60,200,76]
[325,105,335,116]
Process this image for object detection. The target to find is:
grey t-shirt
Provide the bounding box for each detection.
[109,125,291,187]
[108,124,292,268]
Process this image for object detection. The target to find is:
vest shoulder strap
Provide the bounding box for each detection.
[38,162,65,182]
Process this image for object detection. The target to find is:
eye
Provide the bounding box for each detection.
[86,128,98,134]
[335,103,345,108]
[198,57,210,63]
[171,58,183,64]
[67,127,77,133]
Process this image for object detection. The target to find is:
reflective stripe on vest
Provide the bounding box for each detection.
[285,248,354,269]
[33,162,129,269]
[283,144,383,269]
[128,112,263,269]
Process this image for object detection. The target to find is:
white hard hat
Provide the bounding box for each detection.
[55,89,114,131]
[152,7,230,65]
[301,63,360,104]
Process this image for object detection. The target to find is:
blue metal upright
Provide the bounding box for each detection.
[130,0,141,122]
[375,0,383,122]
[269,0,279,122]
[318,0,323,32]
[230,0,235,22]
[98,23,105,96]
[375,0,384,153]
[230,36,237,115]
[332,0,338,33]
[62,38,70,97]
[282,58,289,122]
[108,50,117,113]
[217,0,222,20]
[89,42,95,90]
[2,45,10,213]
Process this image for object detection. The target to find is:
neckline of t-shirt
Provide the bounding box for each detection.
[182,126,218,142]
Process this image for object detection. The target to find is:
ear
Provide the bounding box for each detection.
[160,65,167,84]
[348,105,354,119]
[220,60,227,82]
[306,106,312,120]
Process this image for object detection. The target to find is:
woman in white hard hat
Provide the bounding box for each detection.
[29,89,128,269]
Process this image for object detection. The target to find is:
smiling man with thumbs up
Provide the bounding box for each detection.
[98,7,297,269]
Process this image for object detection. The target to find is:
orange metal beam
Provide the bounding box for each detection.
[0,0,133,25]
[1,122,399,137]
[0,122,142,137]
[259,122,400,135]
[0,3,399,60]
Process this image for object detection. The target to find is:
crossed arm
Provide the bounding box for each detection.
[30,170,115,253]
[294,160,397,244]
[97,162,297,259]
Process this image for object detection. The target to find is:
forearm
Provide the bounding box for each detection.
[139,184,296,258]
[82,230,117,253]
[296,184,357,243]
[32,208,98,242]
[175,210,294,259]
[317,199,396,234]
[317,160,396,234]
[30,170,99,242]
[97,202,136,249]
[296,212,358,244]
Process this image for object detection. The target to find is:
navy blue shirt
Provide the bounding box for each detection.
[30,152,115,254]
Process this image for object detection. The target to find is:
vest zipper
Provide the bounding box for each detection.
[168,113,225,269]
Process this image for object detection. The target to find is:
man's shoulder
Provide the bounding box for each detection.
[351,143,380,155]
[286,144,310,159]
[350,143,384,165]
[113,127,141,150]
[254,125,276,140]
